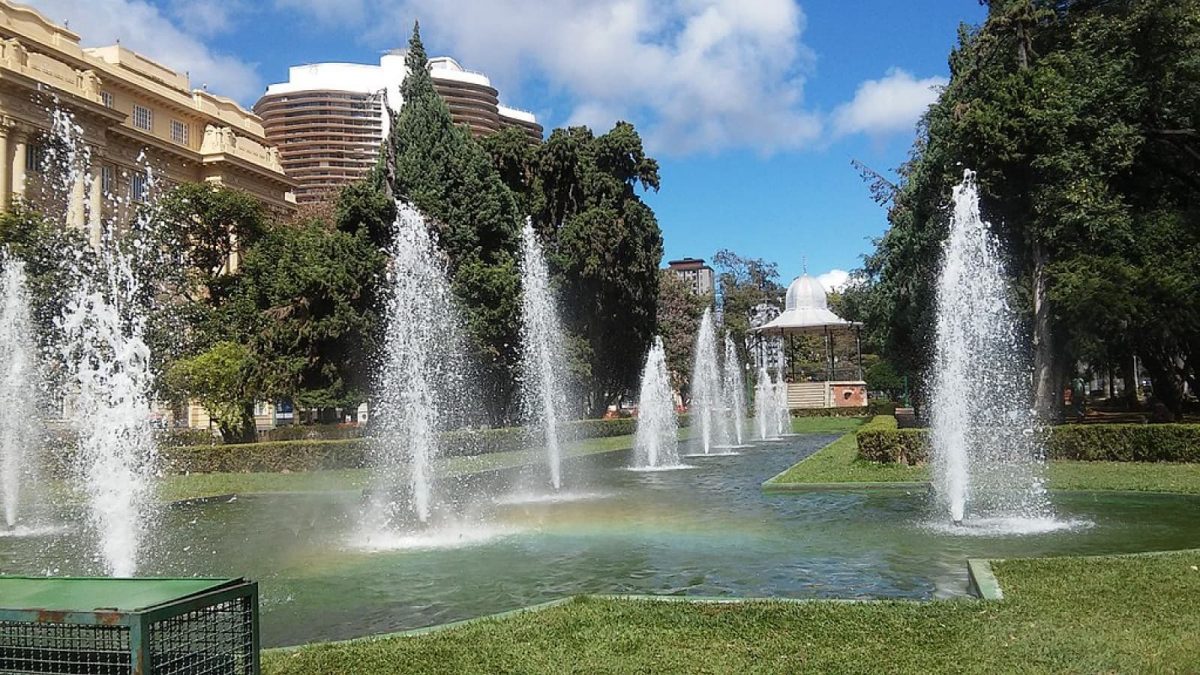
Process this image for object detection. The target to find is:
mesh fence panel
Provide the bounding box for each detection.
[0,621,132,674]
[149,596,254,675]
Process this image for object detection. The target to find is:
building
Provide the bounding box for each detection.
[0,1,296,236]
[666,257,715,296]
[255,53,543,204]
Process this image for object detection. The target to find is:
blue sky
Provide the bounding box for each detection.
[31,0,986,287]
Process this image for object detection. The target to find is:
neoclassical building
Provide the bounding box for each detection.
[0,1,295,242]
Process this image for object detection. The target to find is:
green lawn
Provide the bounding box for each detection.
[766,430,1200,495]
[163,418,861,502]
[262,549,1200,674]
[787,416,869,435]
[162,432,663,502]
[764,432,927,487]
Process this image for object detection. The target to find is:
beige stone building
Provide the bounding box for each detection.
[0,1,295,237]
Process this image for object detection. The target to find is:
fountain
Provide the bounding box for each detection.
[366,202,469,530]
[754,366,781,442]
[59,241,159,577]
[690,308,730,454]
[773,364,793,437]
[632,337,683,469]
[0,255,38,529]
[929,170,1054,528]
[517,220,569,490]
[721,335,748,447]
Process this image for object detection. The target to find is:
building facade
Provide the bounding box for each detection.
[666,257,715,296]
[255,53,542,204]
[0,1,295,238]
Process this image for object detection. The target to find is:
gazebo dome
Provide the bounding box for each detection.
[750,273,859,336]
[785,274,829,312]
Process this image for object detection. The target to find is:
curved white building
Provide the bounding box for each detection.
[255,52,542,203]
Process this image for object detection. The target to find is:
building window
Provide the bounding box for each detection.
[100,91,114,108]
[130,172,148,202]
[171,119,189,145]
[101,165,114,195]
[25,142,46,174]
[132,105,152,132]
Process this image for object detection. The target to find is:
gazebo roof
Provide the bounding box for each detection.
[751,274,860,336]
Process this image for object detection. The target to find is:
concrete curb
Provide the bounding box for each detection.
[762,480,931,492]
[967,559,1004,600]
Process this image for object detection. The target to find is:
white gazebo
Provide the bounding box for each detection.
[750,274,867,410]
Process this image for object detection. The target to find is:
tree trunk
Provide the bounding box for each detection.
[1121,354,1138,409]
[1140,351,1183,420]
[1032,241,1058,421]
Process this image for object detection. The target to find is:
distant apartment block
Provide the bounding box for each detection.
[667,257,715,296]
[0,1,296,237]
[255,53,543,204]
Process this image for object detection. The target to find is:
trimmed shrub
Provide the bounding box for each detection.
[855,416,929,464]
[855,416,1200,465]
[156,415,662,474]
[1048,424,1200,462]
[159,428,219,447]
[258,424,363,442]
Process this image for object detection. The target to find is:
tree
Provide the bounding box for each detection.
[656,270,710,400]
[222,219,386,414]
[373,23,524,424]
[166,341,256,442]
[856,0,1200,418]
[711,249,784,367]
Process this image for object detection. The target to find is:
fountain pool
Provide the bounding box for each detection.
[2,436,1198,648]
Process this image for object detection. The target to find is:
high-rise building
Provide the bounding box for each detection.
[666,257,716,296]
[0,1,296,238]
[255,53,542,204]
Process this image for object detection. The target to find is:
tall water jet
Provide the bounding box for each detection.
[721,335,747,445]
[773,364,792,436]
[50,106,158,576]
[518,220,569,490]
[754,366,778,441]
[0,255,38,528]
[633,337,681,468]
[929,170,1052,526]
[368,203,468,528]
[690,308,729,453]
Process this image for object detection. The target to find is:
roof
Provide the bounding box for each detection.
[751,274,859,335]
[0,577,241,613]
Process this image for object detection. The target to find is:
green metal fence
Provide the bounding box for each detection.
[0,577,258,674]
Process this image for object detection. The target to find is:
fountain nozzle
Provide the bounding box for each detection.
[952,519,964,527]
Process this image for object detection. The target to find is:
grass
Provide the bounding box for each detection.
[1047,460,1200,495]
[162,418,856,502]
[161,431,669,502]
[765,431,927,487]
[786,415,869,435]
[262,549,1200,674]
[767,429,1200,494]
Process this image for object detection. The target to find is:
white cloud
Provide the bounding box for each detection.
[832,68,946,138]
[27,0,262,102]
[169,0,243,37]
[279,0,822,155]
[816,269,850,292]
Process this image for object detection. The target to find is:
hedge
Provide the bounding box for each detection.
[854,416,1200,465]
[856,415,929,464]
[155,415,678,475]
[789,400,897,418]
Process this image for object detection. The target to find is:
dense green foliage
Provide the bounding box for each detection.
[854,0,1200,417]
[490,122,664,415]
[711,249,784,368]
[655,270,710,399]
[264,550,1200,674]
[855,416,1200,464]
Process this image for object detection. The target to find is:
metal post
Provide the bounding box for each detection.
[855,326,863,380]
[826,327,835,381]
